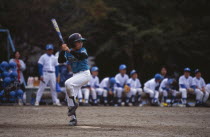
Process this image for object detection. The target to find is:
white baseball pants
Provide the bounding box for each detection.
[36,72,60,103]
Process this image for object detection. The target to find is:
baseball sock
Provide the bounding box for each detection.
[67,96,75,107]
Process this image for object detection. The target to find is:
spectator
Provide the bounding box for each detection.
[9,51,26,87]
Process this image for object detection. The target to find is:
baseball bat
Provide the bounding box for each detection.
[51,18,65,44]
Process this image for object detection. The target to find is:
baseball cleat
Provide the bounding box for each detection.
[35,101,39,106]
[68,103,78,116]
[69,118,77,126]
[53,102,62,106]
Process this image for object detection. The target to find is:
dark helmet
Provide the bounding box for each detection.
[68,33,86,47]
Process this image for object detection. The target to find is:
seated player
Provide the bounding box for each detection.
[205,84,210,99]
[159,78,178,106]
[89,66,102,105]
[78,84,91,106]
[178,68,193,107]
[144,74,163,106]
[192,69,209,107]
[125,70,142,106]
[77,66,101,106]
[99,77,116,106]
[115,64,129,106]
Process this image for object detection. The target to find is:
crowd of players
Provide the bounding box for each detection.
[77,65,210,107]
[1,52,210,107]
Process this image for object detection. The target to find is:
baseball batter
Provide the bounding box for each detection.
[192,69,209,106]
[35,44,61,106]
[115,64,129,106]
[125,70,142,106]
[144,74,163,106]
[58,33,91,126]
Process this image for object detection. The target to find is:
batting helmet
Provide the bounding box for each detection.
[46,44,54,50]
[10,91,16,97]
[2,71,10,78]
[10,71,18,81]
[3,77,11,85]
[0,61,9,71]
[184,68,191,72]
[119,64,127,70]
[154,73,163,80]
[9,62,17,70]
[68,33,86,46]
[91,66,99,72]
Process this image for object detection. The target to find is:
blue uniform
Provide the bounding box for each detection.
[65,48,89,73]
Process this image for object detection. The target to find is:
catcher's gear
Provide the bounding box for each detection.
[124,85,130,93]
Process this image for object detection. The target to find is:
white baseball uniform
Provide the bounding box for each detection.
[77,75,101,104]
[100,77,116,104]
[178,75,193,104]
[36,54,60,104]
[144,78,160,100]
[192,77,209,103]
[126,78,142,103]
[115,73,129,103]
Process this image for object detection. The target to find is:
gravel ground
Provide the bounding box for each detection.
[0,106,210,137]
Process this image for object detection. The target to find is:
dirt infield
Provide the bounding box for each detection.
[0,106,210,137]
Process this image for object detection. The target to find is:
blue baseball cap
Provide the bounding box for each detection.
[194,69,200,74]
[154,73,163,80]
[91,66,99,72]
[184,67,191,72]
[130,70,137,76]
[109,77,116,84]
[46,44,54,50]
[119,64,127,70]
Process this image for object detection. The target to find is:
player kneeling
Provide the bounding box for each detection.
[58,33,91,126]
[192,69,209,107]
[144,74,163,106]
[99,77,116,106]
[124,70,142,106]
[159,78,178,106]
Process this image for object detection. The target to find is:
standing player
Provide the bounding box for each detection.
[115,64,129,106]
[125,70,142,106]
[35,44,61,106]
[144,74,163,106]
[192,69,209,106]
[99,77,116,105]
[178,68,193,107]
[58,33,91,126]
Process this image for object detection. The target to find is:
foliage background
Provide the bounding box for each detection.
[0,0,210,83]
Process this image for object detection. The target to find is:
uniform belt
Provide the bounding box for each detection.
[44,71,55,73]
[73,69,88,74]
